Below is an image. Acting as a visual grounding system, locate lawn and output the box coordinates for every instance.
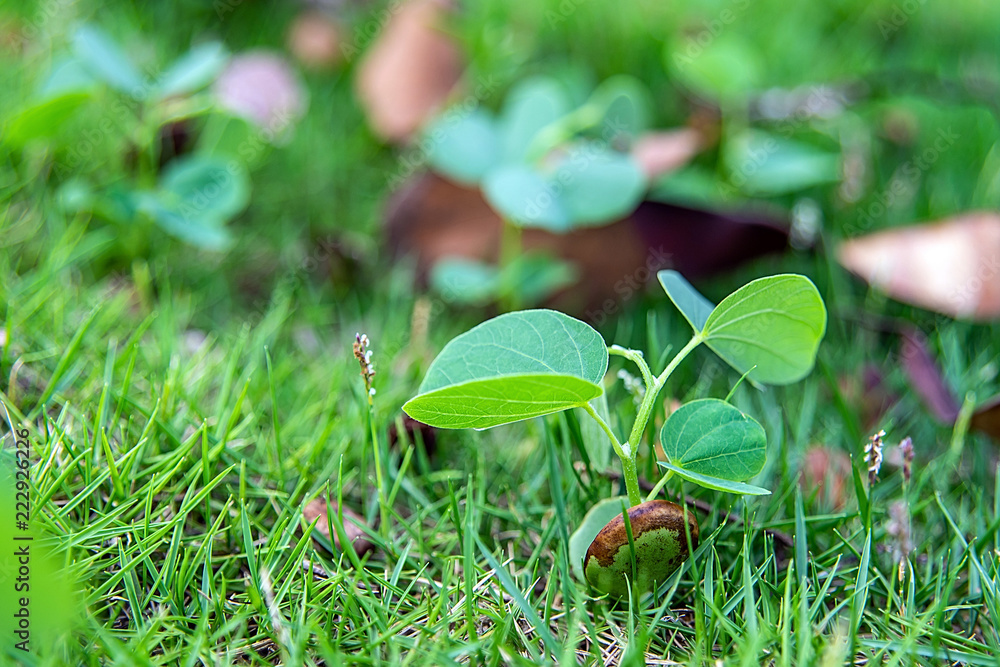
[1,0,1000,665]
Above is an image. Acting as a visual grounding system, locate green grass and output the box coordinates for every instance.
[3,199,999,665]
[2,0,1000,664]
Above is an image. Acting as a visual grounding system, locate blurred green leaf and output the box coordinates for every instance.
[72,25,145,95]
[158,155,250,221]
[38,57,97,98]
[197,112,267,169]
[4,92,91,145]
[589,75,653,141]
[483,164,570,231]
[558,145,646,225]
[501,253,577,304]
[667,35,762,103]
[156,42,228,98]
[499,76,573,163]
[430,257,501,305]
[425,109,501,185]
[133,192,233,251]
[726,131,840,195]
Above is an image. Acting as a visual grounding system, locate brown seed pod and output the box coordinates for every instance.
[584,499,698,598]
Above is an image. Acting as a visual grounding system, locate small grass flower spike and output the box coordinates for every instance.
[353,333,376,403]
[864,429,885,486]
[900,436,914,484]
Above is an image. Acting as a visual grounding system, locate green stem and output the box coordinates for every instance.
[626,333,703,451]
[499,219,521,270]
[608,345,655,392]
[582,402,640,506]
[619,456,642,508]
[367,404,390,537]
[645,469,673,503]
[524,103,604,162]
[591,334,703,509]
[498,221,523,311]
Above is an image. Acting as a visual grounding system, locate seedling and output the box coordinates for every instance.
[422,74,652,307]
[404,270,827,596]
[5,24,256,252]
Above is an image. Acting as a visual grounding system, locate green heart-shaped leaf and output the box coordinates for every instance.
[425,109,501,186]
[659,399,767,492]
[702,274,826,385]
[559,145,646,225]
[657,270,714,332]
[499,76,573,163]
[482,164,570,231]
[404,310,608,429]
[659,272,826,385]
[72,25,145,95]
[156,42,228,98]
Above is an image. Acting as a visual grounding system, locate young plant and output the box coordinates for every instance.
[5,24,254,252]
[422,74,652,307]
[404,270,827,597]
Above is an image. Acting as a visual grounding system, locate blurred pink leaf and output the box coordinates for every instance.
[631,128,705,180]
[838,212,1000,320]
[898,328,960,423]
[214,51,307,134]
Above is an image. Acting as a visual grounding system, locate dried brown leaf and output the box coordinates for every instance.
[838,212,1000,320]
[384,173,788,317]
[287,11,343,70]
[355,0,462,142]
[799,446,852,510]
[972,395,1000,442]
[302,498,374,557]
